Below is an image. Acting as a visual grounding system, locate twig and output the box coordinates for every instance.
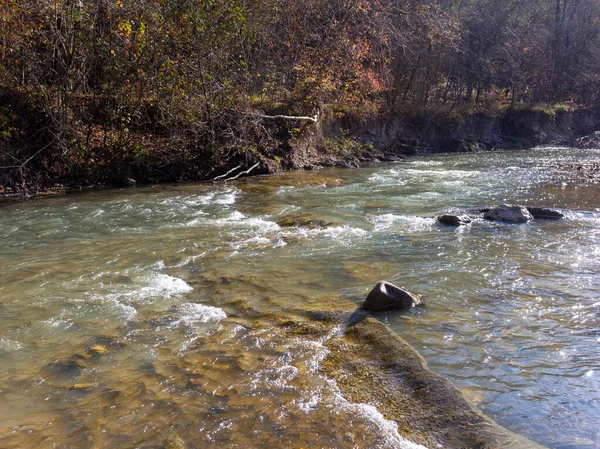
[212,163,242,181]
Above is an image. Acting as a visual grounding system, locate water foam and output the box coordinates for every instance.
[174,302,227,326]
[402,168,478,178]
[369,214,436,232]
[329,391,429,449]
[74,272,194,324]
[137,273,193,298]
[0,338,23,352]
[214,191,238,205]
[406,160,444,167]
[291,329,429,449]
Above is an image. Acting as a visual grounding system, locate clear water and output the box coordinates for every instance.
[1,147,599,449]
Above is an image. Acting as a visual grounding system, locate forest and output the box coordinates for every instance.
[1,0,599,193]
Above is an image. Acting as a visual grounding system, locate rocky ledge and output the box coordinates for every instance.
[315,311,547,449]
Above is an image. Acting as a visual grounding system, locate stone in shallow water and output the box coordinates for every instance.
[437,214,472,226]
[87,344,109,356]
[484,204,533,223]
[276,214,342,229]
[525,206,564,220]
[68,383,97,391]
[43,359,87,381]
[363,281,422,311]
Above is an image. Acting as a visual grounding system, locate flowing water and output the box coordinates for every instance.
[1,147,599,449]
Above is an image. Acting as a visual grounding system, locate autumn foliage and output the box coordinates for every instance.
[1,0,599,192]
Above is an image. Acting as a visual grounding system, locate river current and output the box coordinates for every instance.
[1,147,599,449]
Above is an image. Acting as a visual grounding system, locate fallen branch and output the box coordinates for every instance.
[212,164,243,181]
[222,162,260,181]
[250,111,319,124]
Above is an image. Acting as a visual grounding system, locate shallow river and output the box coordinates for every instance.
[1,147,599,449]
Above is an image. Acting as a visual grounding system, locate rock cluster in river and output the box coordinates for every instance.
[437,204,564,226]
[363,281,423,311]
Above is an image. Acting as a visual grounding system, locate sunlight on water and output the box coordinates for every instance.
[1,147,600,448]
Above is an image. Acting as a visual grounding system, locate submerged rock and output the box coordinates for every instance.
[68,383,98,391]
[437,214,472,226]
[43,358,88,381]
[525,206,564,220]
[322,317,547,449]
[484,204,533,223]
[42,338,121,384]
[276,214,342,229]
[363,281,422,311]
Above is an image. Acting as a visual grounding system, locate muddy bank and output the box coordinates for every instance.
[328,107,600,154]
[314,311,546,449]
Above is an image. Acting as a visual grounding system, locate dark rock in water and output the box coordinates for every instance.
[209,405,228,415]
[438,214,472,226]
[473,206,563,221]
[484,204,533,223]
[91,334,127,348]
[526,206,564,220]
[378,153,405,162]
[43,359,87,381]
[363,281,422,311]
[102,389,121,401]
[468,207,490,216]
[42,338,121,384]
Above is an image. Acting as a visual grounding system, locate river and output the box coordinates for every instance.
[0,147,599,449]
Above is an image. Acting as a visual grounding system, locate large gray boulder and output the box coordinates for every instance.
[484,204,533,223]
[363,281,422,311]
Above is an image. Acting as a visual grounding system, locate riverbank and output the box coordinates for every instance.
[2,86,599,202]
[330,105,600,154]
